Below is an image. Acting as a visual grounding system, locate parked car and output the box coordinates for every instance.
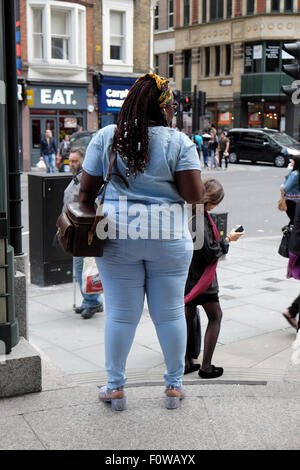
[69,130,97,151]
[227,128,300,167]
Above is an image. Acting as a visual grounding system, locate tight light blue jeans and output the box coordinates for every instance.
[95,237,193,389]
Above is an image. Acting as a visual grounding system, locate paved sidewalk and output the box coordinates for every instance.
[1,235,300,450]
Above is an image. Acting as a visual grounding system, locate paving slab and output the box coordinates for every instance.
[0,415,45,450]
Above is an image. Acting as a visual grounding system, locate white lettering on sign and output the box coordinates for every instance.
[106,88,129,100]
[40,89,77,105]
[105,88,129,109]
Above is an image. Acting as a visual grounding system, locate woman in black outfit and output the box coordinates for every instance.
[184,179,244,378]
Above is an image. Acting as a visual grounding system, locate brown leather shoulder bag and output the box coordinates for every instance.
[56,152,128,257]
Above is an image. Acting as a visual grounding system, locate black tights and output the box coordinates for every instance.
[185,302,223,371]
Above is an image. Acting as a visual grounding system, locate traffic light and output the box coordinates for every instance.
[198,91,206,116]
[183,94,191,112]
[173,89,181,103]
[281,42,300,100]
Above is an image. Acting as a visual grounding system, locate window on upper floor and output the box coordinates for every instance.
[168,53,174,79]
[202,0,207,23]
[246,0,255,15]
[154,4,159,30]
[271,0,280,12]
[227,0,232,18]
[28,1,86,66]
[184,0,190,26]
[205,47,210,76]
[110,11,125,60]
[102,0,134,73]
[184,49,191,77]
[168,0,174,28]
[215,46,220,76]
[284,0,294,11]
[210,0,223,21]
[51,9,70,60]
[32,8,43,59]
[154,55,159,74]
[225,44,231,75]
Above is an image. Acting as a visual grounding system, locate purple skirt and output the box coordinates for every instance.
[287,252,300,280]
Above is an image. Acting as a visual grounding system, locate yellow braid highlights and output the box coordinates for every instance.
[135,73,172,108]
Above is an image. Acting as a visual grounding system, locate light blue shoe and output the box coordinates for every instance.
[98,386,126,411]
[165,385,184,409]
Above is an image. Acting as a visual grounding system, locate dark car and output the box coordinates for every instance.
[227,128,300,167]
[69,130,97,151]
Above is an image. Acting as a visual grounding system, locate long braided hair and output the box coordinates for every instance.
[112,74,171,177]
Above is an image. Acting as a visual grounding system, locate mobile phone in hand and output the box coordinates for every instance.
[235,225,244,232]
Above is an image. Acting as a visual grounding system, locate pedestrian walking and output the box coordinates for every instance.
[280,156,300,226]
[217,130,230,169]
[209,124,218,169]
[79,73,204,410]
[284,200,300,332]
[202,132,211,168]
[184,178,244,378]
[57,134,71,172]
[62,147,104,319]
[40,129,57,173]
[194,132,203,163]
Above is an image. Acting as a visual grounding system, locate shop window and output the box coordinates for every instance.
[265,42,280,73]
[202,0,207,23]
[51,10,70,60]
[168,0,174,28]
[168,53,174,79]
[227,0,232,18]
[154,5,159,30]
[154,55,159,74]
[210,0,223,21]
[205,47,210,77]
[32,8,43,59]
[246,0,255,14]
[110,11,125,61]
[271,0,280,12]
[284,0,293,11]
[244,43,263,73]
[184,0,190,25]
[215,46,220,76]
[225,44,231,75]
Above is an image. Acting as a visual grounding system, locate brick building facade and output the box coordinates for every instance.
[18,0,97,170]
[154,0,300,138]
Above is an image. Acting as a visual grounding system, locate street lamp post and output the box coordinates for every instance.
[260,98,265,128]
[0,0,19,354]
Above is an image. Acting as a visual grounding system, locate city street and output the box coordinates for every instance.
[21,162,298,379]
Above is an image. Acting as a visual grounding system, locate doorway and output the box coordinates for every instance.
[30,116,57,167]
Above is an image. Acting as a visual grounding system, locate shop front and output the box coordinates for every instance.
[97,74,139,128]
[247,101,286,132]
[26,82,88,166]
[204,101,234,132]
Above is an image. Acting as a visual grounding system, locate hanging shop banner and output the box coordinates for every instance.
[218,112,232,125]
[248,112,261,126]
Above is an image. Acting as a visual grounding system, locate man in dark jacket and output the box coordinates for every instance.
[40,129,57,173]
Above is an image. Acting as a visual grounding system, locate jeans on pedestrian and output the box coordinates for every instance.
[95,237,193,389]
[74,256,103,309]
[44,153,55,173]
[210,149,217,168]
[203,148,209,167]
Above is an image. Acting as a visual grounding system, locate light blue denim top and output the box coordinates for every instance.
[82,124,201,238]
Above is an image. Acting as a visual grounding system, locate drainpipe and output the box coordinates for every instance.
[149,1,158,73]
